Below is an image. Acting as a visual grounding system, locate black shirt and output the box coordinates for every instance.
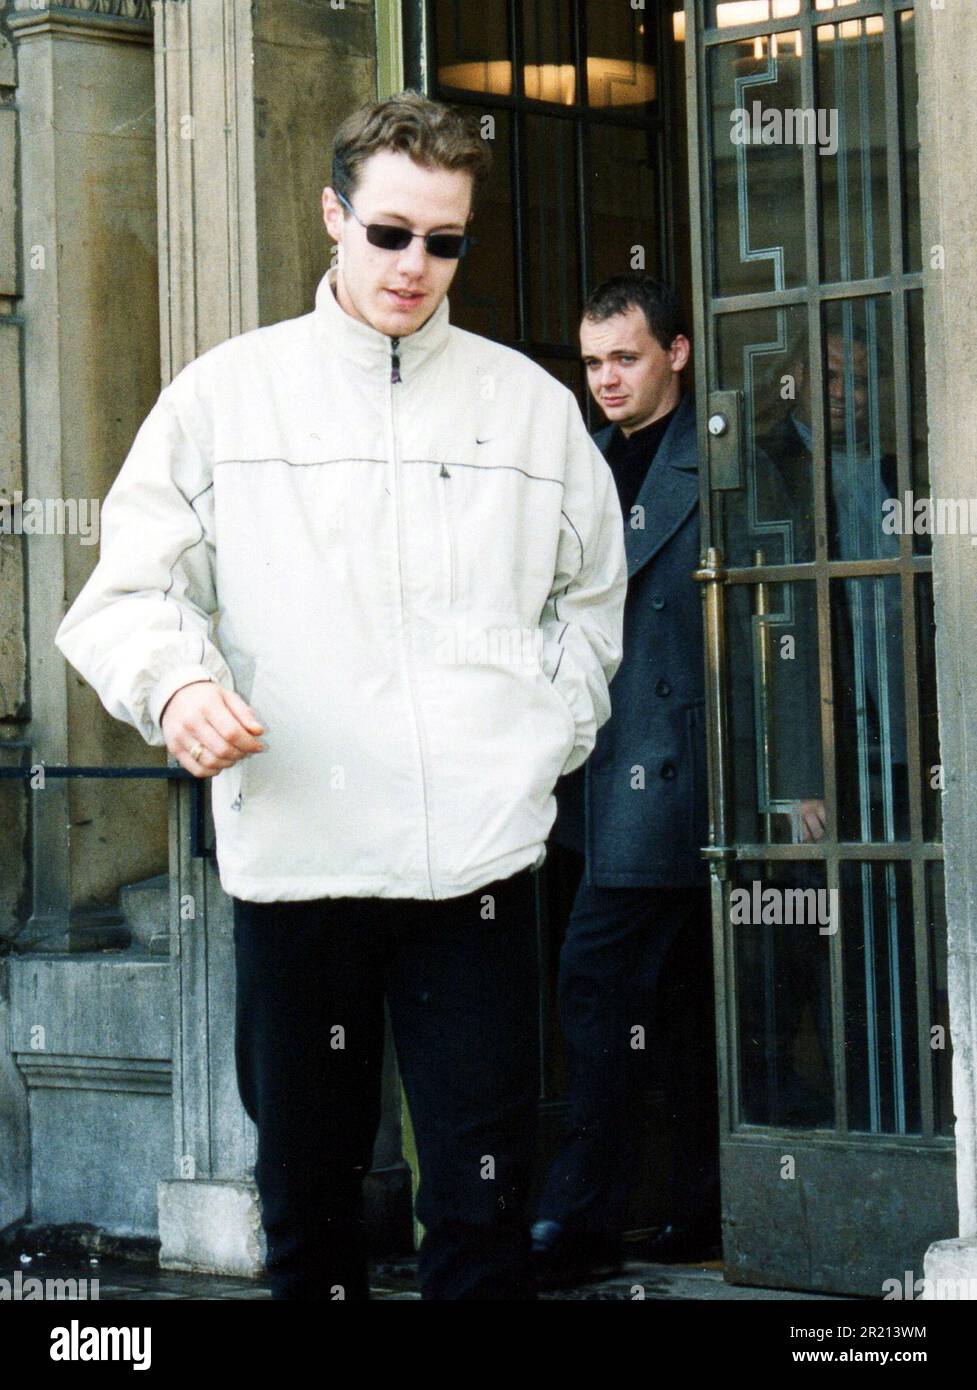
[604,404,679,521]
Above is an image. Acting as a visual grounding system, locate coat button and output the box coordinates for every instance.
[651,596,666,610]
[655,679,672,697]
[660,762,677,781]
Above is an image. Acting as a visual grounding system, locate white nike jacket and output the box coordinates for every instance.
[55,269,627,901]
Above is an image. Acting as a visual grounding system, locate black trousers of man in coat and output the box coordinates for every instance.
[232,865,539,1301]
[536,872,719,1239]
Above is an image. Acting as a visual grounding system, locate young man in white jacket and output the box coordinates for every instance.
[55,92,626,1301]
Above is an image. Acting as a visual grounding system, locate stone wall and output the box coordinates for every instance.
[9,0,166,948]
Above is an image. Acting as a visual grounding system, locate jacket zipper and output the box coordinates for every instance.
[437,463,456,604]
[389,337,437,898]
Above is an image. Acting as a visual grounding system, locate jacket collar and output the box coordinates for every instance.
[594,394,701,578]
[312,266,452,378]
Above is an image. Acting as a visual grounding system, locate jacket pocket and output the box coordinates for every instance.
[436,464,457,605]
[221,657,264,811]
[536,658,577,755]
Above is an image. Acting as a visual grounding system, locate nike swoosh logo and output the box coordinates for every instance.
[476,438,491,445]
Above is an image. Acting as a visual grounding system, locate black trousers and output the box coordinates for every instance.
[536,881,719,1237]
[232,866,540,1301]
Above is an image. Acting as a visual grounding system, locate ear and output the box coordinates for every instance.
[322,186,345,244]
[669,334,691,374]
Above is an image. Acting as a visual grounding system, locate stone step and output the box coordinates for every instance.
[119,875,169,955]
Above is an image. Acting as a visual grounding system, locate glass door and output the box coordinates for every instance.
[687,0,954,1294]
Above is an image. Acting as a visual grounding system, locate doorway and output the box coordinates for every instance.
[409,0,701,1242]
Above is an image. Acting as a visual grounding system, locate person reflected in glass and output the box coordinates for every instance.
[757,327,904,843]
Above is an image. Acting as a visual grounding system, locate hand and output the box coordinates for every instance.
[793,798,827,843]
[160,680,266,779]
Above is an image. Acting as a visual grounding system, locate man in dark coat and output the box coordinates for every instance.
[531,276,720,1281]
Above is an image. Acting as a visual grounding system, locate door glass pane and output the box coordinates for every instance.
[435,0,512,95]
[841,860,919,1134]
[917,575,942,843]
[832,577,909,843]
[908,288,930,553]
[726,579,825,846]
[449,109,517,342]
[731,860,835,1128]
[669,3,693,326]
[525,114,581,343]
[585,0,658,111]
[927,863,952,1136]
[717,306,814,566]
[708,33,807,295]
[523,0,575,104]
[709,1,801,25]
[588,124,659,292]
[898,9,922,273]
[822,297,896,561]
[817,15,890,283]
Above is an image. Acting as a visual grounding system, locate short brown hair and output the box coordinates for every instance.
[331,90,492,215]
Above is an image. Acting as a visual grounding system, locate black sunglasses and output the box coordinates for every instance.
[336,191,472,260]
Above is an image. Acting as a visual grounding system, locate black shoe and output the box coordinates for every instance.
[636,1222,722,1264]
[530,1219,624,1289]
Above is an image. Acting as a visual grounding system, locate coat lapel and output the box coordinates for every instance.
[593,423,615,454]
[595,394,700,579]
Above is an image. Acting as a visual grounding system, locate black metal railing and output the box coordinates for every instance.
[0,763,208,857]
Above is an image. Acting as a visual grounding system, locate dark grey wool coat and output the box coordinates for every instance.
[552,393,709,887]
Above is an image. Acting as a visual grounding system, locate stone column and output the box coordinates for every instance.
[0,11,29,945]
[0,10,29,1228]
[154,0,413,1275]
[918,0,977,1297]
[7,0,165,952]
